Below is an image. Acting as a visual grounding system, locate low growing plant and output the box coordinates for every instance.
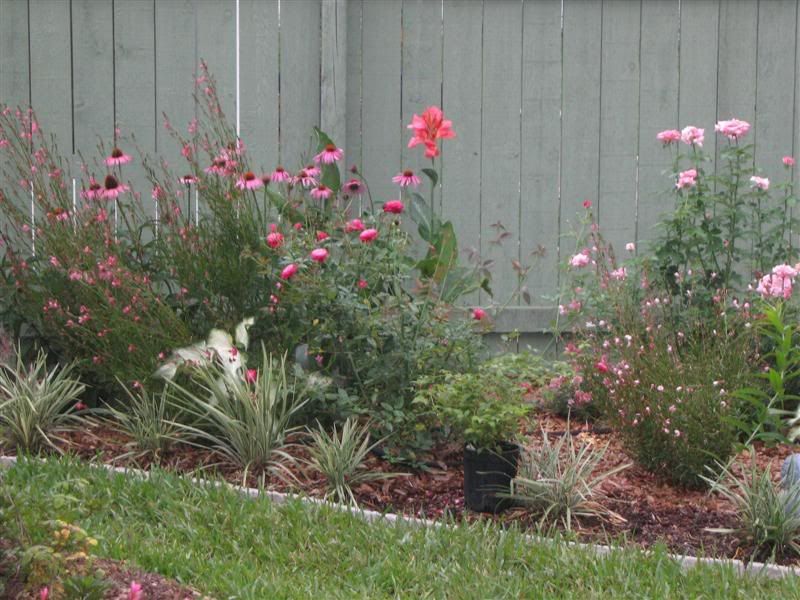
[0,349,85,453]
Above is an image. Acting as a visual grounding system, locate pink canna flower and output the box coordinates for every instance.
[102,175,129,199]
[345,218,365,233]
[750,175,770,190]
[783,156,796,167]
[310,184,332,200]
[714,118,750,140]
[266,232,284,249]
[680,126,704,147]
[310,248,329,263]
[343,178,365,196]
[392,169,421,187]
[314,143,344,164]
[676,168,698,189]
[271,166,291,183]
[128,581,143,600]
[407,106,456,158]
[105,147,132,166]
[280,263,299,280]
[359,228,378,243]
[656,129,681,144]
[472,307,486,321]
[383,200,405,214]
[236,171,264,191]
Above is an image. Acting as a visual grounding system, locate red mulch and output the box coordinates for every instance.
[8,414,800,567]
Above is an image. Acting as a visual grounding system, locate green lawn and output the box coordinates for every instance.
[2,457,798,599]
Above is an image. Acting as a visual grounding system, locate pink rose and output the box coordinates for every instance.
[310,248,329,263]
[783,156,796,167]
[714,118,750,140]
[772,264,798,278]
[359,228,378,243]
[676,168,697,189]
[280,263,298,279]
[569,252,590,268]
[625,242,636,252]
[472,307,487,321]
[656,129,681,144]
[757,273,793,300]
[750,176,770,190]
[680,126,704,147]
[383,200,405,214]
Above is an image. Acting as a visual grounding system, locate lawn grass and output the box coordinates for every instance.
[1,457,798,599]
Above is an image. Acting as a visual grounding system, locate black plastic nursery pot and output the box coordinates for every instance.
[463,441,520,513]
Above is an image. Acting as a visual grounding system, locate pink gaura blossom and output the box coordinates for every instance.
[750,175,770,190]
[310,248,329,263]
[236,171,264,191]
[676,168,697,189]
[715,118,750,140]
[310,184,332,200]
[610,267,627,281]
[105,147,132,166]
[383,200,405,214]
[343,179,366,197]
[245,369,258,384]
[128,581,143,600]
[314,143,344,164]
[359,228,378,243]
[293,169,317,188]
[102,175,129,199]
[569,251,590,268]
[783,156,796,167]
[407,106,456,158]
[656,129,681,144]
[204,158,229,176]
[281,263,299,280]
[680,126,704,147]
[271,166,291,183]
[345,218,365,233]
[179,174,198,185]
[392,169,421,187]
[472,307,487,321]
[316,231,330,241]
[266,232,284,249]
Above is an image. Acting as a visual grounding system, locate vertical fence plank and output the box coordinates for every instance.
[239,0,279,173]
[195,0,236,134]
[28,0,72,159]
[754,1,797,181]
[637,0,679,248]
[560,0,602,253]
[321,0,347,155]
[345,0,362,175]
[0,0,30,110]
[279,0,321,169]
[678,0,719,165]
[401,0,443,187]
[72,0,115,161]
[520,0,562,304]
[481,1,523,311]
[360,0,401,207]
[441,0,483,306]
[598,0,640,257]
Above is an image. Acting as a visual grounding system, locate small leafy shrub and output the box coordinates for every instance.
[417,370,530,451]
[479,351,568,395]
[509,430,629,530]
[169,348,306,477]
[0,349,85,453]
[306,417,401,505]
[703,453,800,560]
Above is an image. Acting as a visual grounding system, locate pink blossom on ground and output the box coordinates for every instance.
[271,166,291,183]
[236,171,264,191]
[472,307,487,320]
[569,251,590,268]
[680,126,704,147]
[359,228,378,243]
[714,118,751,140]
[656,129,681,144]
[783,156,796,167]
[750,175,770,190]
[314,143,344,164]
[281,263,299,280]
[676,168,698,189]
[310,248,329,263]
[383,200,405,214]
[310,185,332,200]
[392,170,421,187]
[102,175,129,199]
[345,218,365,233]
[105,148,132,166]
[407,106,456,158]
[266,232,284,249]
[128,581,143,600]
[39,587,49,600]
[343,178,365,196]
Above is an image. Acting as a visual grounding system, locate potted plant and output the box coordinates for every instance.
[418,369,531,513]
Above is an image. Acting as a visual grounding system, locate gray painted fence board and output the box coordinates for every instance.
[0,0,30,111]
[795,0,800,217]
[239,0,280,173]
[321,0,347,156]
[345,0,362,179]
[279,0,321,169]
[196,0,236,137]
[441,0,483,306]
[520,0,561,304]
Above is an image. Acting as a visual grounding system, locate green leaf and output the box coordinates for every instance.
[421,168,439,187]
[314,127,342,192]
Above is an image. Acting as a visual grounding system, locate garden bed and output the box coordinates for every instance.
[15,413,798,568]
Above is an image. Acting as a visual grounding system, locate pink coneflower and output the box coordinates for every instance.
[314,143,344,164]
[81,177,104,201]
[105,147,132,166]
[310,248,329,263]
[302,164,320,178]
[261,174,271,186]
[236,171,264,191]
[383,200,405,214]
[343,178,365,196]
[359,228,378,243]
[179,174,198,185]
[345,218,365,233]
[293,169,317,188]
[266,231,284,249]
[392,170,421,187]
[271,166,291,183]
[281,263,299,279]
[102,175,129,199]
[310,184,332,200]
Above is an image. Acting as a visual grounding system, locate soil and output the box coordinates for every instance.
[5,413,800,568]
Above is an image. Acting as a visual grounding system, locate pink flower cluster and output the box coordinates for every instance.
[757,264,799,300]
[676,168,697,190]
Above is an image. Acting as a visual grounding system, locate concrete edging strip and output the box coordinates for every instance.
[2,454,798,580]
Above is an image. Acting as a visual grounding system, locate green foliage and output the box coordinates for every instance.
[479,351,566,391]
[0,349,85,453]
[703,453,800,560]
[417,370,530,450]
[306,418,402,505]
[508,430,630,530]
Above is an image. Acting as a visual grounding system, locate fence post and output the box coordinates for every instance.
[320,0,347,152]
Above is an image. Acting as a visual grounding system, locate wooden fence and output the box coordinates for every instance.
[2,0,800,340]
